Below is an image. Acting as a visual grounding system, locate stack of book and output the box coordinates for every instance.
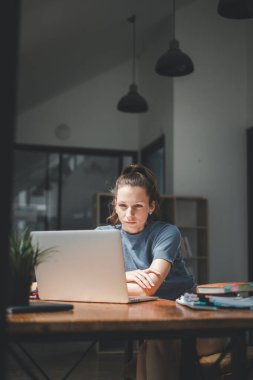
[177,282,253,310]
[196,282,253,295]
[176,292,253,310]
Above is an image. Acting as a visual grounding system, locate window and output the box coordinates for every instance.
[12,145,137,233]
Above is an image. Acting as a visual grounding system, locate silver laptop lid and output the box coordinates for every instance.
[31,229,129,303]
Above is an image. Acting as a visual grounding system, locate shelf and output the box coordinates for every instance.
[183,256,208,260]
[178,225,207,230]
[161,195,206,201]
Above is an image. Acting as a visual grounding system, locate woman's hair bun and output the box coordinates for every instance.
[121,163,150,177]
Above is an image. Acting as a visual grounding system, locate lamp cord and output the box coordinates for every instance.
[172,0,175,40]
[128,15,136,85]
[133,17,136,84]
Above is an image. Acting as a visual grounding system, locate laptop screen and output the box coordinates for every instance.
[31,230,130,303]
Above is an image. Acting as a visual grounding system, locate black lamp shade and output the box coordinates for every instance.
[117,84,148,113]
[217,0,253,19]
[155,39,194,77]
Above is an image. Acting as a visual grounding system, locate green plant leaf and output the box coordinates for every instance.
[9,227,56,276]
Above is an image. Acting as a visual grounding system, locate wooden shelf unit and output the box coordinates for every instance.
[93,192,113,227]
[160,195,208,284]
[94,193,208,284]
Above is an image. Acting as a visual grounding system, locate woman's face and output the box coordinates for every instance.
[115,185,155,234]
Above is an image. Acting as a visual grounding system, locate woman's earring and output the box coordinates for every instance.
[149,211,152,215]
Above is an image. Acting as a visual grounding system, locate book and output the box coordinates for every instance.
[207,295,253,309]
[196,282,253,295]
[176,294,218,310]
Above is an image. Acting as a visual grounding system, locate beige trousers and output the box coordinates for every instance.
[136,338,225,380]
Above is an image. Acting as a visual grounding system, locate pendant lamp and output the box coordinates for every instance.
[155,0,194,77]
[217,0,253,19]
[117,15,148,113]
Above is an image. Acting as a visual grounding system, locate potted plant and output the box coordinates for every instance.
[8,227,54,306]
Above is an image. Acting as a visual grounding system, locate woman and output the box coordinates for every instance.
[96,163,223,380]
[96,163,195,299]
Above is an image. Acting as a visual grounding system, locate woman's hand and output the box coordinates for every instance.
[126,268,161,289]
[126,260,171,296]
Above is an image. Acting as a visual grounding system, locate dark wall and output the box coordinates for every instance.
[0,1,20,377]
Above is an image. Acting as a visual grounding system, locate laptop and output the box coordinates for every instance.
[31,230,158,304]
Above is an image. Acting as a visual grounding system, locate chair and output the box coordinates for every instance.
[199,345,253,380]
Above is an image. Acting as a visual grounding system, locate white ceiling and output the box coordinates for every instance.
[17,0,196,112]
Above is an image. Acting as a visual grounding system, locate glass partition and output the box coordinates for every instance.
[11,145,137,233]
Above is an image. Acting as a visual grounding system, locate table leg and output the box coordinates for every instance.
[123,340,135,380]
[8,344,40,380]
[124,340,134,364]
[231,332,248,380]
[8,341,97,380]
[180,337,201,380]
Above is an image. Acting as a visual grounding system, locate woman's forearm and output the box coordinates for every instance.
[126,260,171,296]
[127,282,156,296]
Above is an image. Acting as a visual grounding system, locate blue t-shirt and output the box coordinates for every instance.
[96,221,195,300]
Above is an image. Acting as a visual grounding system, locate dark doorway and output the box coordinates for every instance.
[247,127,253,280]
[141,135,165,193]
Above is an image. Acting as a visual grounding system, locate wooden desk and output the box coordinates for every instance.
[6,299,253,379]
